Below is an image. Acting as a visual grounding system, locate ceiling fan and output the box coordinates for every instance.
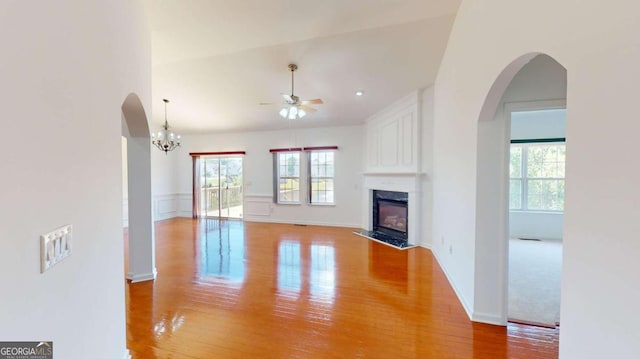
[261,63,323,119]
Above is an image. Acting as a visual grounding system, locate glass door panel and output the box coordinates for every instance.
[199,156,243,219]
[219,157,243,219]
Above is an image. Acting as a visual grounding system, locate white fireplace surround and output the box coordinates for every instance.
[363,173,423,245]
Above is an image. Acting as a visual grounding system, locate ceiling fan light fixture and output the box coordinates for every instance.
[270,63,322,120]
[356,90,364,96]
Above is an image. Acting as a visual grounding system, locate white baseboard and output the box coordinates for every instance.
[127,268,157,283]
[122,349,131,359]
[243,217,360,229]
[472,311,506,326]
[431,247,506,326]
[431,248,473,321]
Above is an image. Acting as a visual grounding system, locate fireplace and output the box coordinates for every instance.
[373,190,408,240]
[354,188,414,249]
[356,173,422,249]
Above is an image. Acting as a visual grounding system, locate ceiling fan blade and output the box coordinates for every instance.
[302,99,323,105]
[298,105,317,113]
[259,102,274,106]
[282,94,293,102]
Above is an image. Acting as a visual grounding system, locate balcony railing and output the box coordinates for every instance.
[201,185,243,212]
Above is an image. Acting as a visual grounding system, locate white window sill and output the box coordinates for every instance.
[308,203,336,207]
[509,210,564,215]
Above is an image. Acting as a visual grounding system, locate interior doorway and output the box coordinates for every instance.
[507,105,565,327]
[474,53,567,333]
[121,93,156,283]
[199,156,243,219]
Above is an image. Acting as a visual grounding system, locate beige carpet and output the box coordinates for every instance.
[508,237,562,327]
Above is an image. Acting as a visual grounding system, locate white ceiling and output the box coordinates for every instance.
[148,0,461,133]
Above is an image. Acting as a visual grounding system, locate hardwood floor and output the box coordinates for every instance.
[126,218,559,358]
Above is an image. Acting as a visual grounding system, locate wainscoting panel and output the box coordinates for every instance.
[380,120,400,166]
[177,193,192,218]
[153,193,192,221]
[244,195,273,219]
[365,90,421,174]
[368,127,380,168]
[401,112,414,166]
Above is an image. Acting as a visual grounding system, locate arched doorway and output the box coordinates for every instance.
[122,93,156,282]
[473,53,567,328]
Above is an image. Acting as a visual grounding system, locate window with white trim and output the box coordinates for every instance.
[307,150,335,204]
[510,142,566,211]
[274,151,301,204]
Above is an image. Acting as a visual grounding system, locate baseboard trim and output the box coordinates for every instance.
[243,217,360,229]
[122,349,131,359]
[472,311,506,326]
[127,269,157,283]
[431,248,473,320]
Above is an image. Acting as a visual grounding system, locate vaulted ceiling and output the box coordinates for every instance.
[147,0,461,133]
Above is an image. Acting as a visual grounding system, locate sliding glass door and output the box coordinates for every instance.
[199,156,243,219]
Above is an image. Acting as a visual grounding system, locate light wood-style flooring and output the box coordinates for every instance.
[125,218,559,358]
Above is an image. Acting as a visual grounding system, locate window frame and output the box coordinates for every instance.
[271,148,303,205]
[271,146,338,206]
[509,140,566,212]
[507,100,566,213]
[306,149,336,205]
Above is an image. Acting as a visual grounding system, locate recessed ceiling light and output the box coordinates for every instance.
[355,90,364,96]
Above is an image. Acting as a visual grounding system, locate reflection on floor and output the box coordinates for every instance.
[125,218,559,358]
[199,219,245,283]
[201,204,243,219]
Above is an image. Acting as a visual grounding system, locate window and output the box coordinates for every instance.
[510,142,566,211]
[275,151,301,203]
[308,151,335,204]
[271,146,338,205]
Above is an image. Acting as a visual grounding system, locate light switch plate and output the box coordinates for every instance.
[40,225,72,273]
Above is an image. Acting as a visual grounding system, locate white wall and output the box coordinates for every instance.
[434,1,640,358]
[509,212,563,240]
[151,142,189,220]
[511,108,566,140]
[0,1,150,358]
[153,125,365,227]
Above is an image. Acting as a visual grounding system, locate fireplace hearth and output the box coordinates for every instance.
[355,190,416,249]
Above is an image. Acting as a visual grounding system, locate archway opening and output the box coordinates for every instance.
[121,93,156,282]
[474,53,567,330]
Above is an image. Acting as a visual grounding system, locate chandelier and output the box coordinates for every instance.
[152,99,181,154]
